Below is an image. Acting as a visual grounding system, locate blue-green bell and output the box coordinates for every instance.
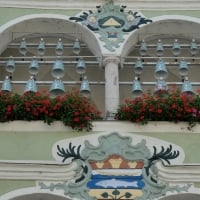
[76,58,86,75]
[1,76,11,92]
[52,58,64,78]
[139,40,147,56]
[55,38,64,56]
[6,56,15,73]
[29,57,39,75]
[49,78,65,98]
[73,38,80,55]
[19,38,27,56]
[178,59,188,76]
[24,76,37,93]
[154,58,168,79]
[181,77,194,96]
[80,76,91,97]
[156,39,164,56]
[132,77,143,97]
[172,39,181,56]
[190,39,198,56]
[134,58,143,75]
[154,77,168,94]
[38,38,45,56]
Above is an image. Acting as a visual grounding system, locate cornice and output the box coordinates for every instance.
[0,0,200,10]
[156,162,200,183]
[0,161,78,181]
[1,160,200,183]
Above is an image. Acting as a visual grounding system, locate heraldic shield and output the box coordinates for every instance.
[40,132,190,200]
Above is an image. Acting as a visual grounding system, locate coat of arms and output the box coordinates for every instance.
[70,1,152,51]
[39,132,190,200]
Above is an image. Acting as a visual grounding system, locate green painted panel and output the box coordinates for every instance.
[0,180,35,196]
[138,132,200,163]
[142,10,200,18]
[194,182,200,188]
[0,131,91,160]
[0,7,80,26]
[0,8,199,27]
[0,130,200,163]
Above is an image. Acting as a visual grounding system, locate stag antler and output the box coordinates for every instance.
[57,142,84,162]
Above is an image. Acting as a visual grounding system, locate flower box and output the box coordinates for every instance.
[0,120,199,134]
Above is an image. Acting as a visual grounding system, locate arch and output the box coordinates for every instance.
[121,15,200,57]
[158,193,200,200]
[0,13,101,57]
[0,186,70,200]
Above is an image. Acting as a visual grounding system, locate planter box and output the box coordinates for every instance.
[0,120,199,133]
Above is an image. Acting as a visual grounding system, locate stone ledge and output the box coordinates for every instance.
[0,120,199,133]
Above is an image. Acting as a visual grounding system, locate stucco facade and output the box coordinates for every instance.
[1,1,200,200]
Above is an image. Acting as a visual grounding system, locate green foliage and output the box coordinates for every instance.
[115,90,200,130]
[0,90,101,131]
[57,142,83,162]
[100,189,132,200]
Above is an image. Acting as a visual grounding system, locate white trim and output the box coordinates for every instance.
[0,13,102,57]
[0,187,70,200]
[121,15,200,57]
[156,162,200,183]
[0,160,78,181]
[0,0,200,10]
[1,159,200,184]
[0,120,200,133]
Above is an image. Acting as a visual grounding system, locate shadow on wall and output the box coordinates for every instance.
[160,193,200,200]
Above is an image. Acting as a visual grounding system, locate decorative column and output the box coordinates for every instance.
[103,56,120,120]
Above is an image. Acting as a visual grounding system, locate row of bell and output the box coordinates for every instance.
[135,57,189,79]
[140,39,198,57]
[19,38,81,56]
[6,57,86,77]
[1,76,91,98]
[1,75,194,98]
[6,56,189,80]
[132,77,195,97]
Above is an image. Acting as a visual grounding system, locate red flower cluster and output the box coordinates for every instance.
[115,90,200,129]
[0,90,101,131]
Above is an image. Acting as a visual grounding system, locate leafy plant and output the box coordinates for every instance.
[0,90,101,131]
[115,90,200,129]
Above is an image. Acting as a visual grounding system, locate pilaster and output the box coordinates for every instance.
[103,56,120,120]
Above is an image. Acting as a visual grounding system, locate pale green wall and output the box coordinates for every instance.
[141,132,200,163]
[0,130,199,163]
[0,6,200,198]
[0,7,80,25]
[0,131,90,160]
[0,130,200,196]
[143,10,200,18]
[0,180,35,196]
[0,7,199,27]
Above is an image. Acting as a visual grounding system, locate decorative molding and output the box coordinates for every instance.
[0,121,199,133]
[0,0,200,10]
[0,161,78,181]
[1,160,200,183]
[103,56,120,66]
[40,132,190,200]
[156,162,200,183]
[69,1,152,51]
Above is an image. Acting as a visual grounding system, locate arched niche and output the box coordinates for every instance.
[0,13,105,114]
[121,15,200,58]
[0,13,101,57]
[119,15,200,103]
